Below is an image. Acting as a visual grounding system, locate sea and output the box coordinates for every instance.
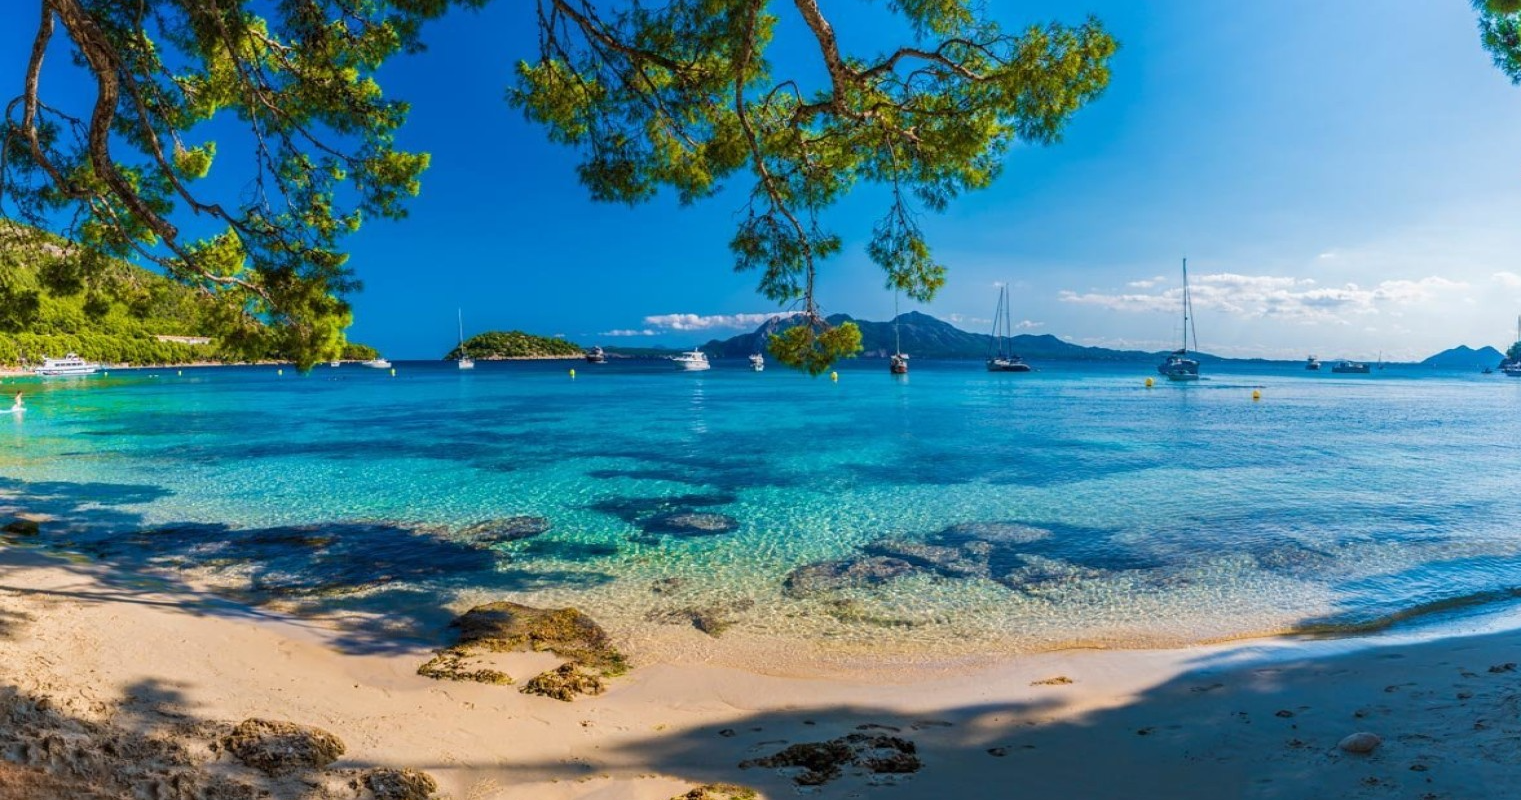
[3,358,1519,662]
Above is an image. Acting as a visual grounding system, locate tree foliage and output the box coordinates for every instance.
[1,0,481,369]
[515,0,1115,371]
[449,330,584,359]
[1476,0,1521,83]
[4,0,1114,374]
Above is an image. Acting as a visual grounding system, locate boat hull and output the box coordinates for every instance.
[676,362,710,371]
[987,358,1032,373]
[35,367,98,377]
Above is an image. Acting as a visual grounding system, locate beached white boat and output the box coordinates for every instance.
[1157,258,1200,382]
[987,283,1032,373]
[456,310,475,370]
[34,353,100,377]
[673,350,710,371]
[749,353,764,372]
[361,358,392,369]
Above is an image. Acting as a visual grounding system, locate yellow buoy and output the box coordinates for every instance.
[390,368,396,377]
[1145,377,1154,388]
[830,371,838,381]
[177,370,182,376]
[277,369,283,376]
[569,368,576,378]
[1252,389,1262,401]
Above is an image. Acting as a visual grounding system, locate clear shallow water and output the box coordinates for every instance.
[4,359,1521,658]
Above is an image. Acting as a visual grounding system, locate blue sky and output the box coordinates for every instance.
[7,1,1521,360]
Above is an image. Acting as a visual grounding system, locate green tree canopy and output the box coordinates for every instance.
[4,0,1115,373]
[1476,0,1521,82]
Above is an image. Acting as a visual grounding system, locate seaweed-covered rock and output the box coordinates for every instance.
[417,602,626,698]
[643,512,739,537]
[1,518,40,537]
[739,732,920,786]
[521,663,606,702]
[363,767,439,800]
[782,556,917,597]
[670,783,758,800]
[220,718,344,775]
[458,516,551,544]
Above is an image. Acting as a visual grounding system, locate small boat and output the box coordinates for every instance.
[1156,258,1200,381]
[585,346,607,364]
[361,357,392,369]
[749,353,765,372]
[1305,355,1320,371]
[456,310,475,370]
[329,360,341,368]
[1503,363,1521,378]
[673,350,710,371]
[889,292,909,375]
[986,283,1032,373]
[1331,361,1370,374]
[34,353,99,377]
[1482,366,1494,375]
[1501,315,1521,377]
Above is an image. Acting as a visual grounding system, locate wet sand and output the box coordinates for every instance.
[1,545,1519,798]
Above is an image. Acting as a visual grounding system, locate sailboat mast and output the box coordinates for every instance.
[1181,258,1190,354]
[894,291,902,354]
[457,309,464,348]
[1003,285,1013,355]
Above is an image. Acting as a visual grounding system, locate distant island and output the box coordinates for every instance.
[447,331,584,360]
[1420,345,1506,369]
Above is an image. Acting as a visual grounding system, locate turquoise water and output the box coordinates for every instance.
[4,359,1521,657]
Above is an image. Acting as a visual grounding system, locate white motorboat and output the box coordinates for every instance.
[749,353,764,372]
[361,358,392,369]
[673,350,710,371]
[34,353,100,377]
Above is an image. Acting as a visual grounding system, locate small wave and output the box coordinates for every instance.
[1288,587,1521,637]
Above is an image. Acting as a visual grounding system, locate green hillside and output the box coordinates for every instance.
[447,331,583,359]
[0,226,373,367]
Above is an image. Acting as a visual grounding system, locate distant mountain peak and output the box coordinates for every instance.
[1421,344,1505,367]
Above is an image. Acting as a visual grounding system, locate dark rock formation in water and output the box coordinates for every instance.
[457,516,551,544]
[417,602,627,701]
[783,556,918,597]
[642,512,739,537]
[220,718,345,775]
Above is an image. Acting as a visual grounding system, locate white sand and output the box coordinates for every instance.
[2,545,1519,799]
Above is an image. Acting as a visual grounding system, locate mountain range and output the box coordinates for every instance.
[599,312,1509,366]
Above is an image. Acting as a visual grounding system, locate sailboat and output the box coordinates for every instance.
[986,283,1032,372]
[1156,258,1200,381]
[889,293,909,375]
[456,310,475,370]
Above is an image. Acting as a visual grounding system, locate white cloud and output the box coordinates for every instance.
[1127,276,1167,289]
[1493,271,1521,289]
[600,329,658,337]
[944,313,992,327]
[642,312,800,331]
[1059,273,1467,324]
[1015,319,1044,330]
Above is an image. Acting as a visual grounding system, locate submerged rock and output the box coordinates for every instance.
[458,516,551,544]
[417,602,626,699]
[363,767,439,800]
[1338,732,1382,754]
[643,512,739,537]
[1,518,40,537]
[646,599,755,638]
[864,539,990,580]
[739,733,920,786]
[937,521,1052,545]
[783,556,917,597]
[220,718,345,775]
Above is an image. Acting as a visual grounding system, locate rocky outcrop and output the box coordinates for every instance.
[362,767,439,800]
[220,719,345,775]
[670,784,758,800]
[783,556,917,597]
[417,602,627,700]
[457,517,551,544]
[739,732,920,786]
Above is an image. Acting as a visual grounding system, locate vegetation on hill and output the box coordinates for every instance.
[447,331,583,360]
[0,226,373,368]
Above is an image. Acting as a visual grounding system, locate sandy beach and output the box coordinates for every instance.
[1,545,1518,799]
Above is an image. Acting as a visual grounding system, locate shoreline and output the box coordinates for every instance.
[3,545,1520,798]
